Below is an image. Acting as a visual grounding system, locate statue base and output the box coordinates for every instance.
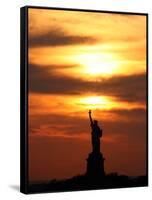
[86,151,105,180]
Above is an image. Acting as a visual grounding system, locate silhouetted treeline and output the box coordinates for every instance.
[28,173,148,193]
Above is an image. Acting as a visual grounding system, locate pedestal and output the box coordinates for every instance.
[86,152,105,180]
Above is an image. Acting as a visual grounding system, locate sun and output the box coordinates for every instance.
[83,96,103,105]
[76,53,118,76]
[78,96,113,109]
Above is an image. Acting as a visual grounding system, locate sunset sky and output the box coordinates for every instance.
[28,8,147,182]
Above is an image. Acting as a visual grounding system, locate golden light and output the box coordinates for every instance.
[83,96,103,105]
[78,96,113,109]
[75,53,119,76]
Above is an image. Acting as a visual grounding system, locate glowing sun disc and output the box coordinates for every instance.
[78,96,112,109]
[77,54,118,76]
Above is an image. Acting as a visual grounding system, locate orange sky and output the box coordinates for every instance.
[28,8,147,182]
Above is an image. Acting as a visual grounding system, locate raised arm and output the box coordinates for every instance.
[89,110,93,126]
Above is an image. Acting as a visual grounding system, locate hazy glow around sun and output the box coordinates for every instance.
[76,53,119,76]
[78,96,113,109]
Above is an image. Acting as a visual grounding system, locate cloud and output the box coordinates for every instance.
[29,63,146,104]
[29,27,96,47]
[29,63,85,95]
[100,73,146,103]
[29,107,146,138]
[106,108,146,122]
[29,113,89,137]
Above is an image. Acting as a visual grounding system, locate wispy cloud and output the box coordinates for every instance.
[29,63,146,104]
[29,27,96,47]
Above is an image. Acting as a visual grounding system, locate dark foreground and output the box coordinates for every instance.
[28,174,148,194]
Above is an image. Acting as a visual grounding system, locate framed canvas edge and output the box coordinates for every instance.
[20,6,29,194]
[146,13,149,187]
[20,5,149,194]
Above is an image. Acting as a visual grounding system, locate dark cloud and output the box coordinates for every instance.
[100,73,147,103]
[29,63,86,95]
[106,108,146,122]
[29,63,147,104]
[29,27,96,47]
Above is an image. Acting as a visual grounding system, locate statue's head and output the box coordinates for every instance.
[94,120,98,125]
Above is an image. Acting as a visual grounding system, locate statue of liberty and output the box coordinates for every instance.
[86,110,105,178]
[88,110,102,153]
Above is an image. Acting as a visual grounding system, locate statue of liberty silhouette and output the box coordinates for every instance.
[88,110,102,153]
[86,110,105,179]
